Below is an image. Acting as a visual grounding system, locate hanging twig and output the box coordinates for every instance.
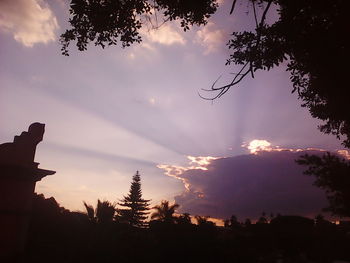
[201,0,273,100]
[230,0,238,14]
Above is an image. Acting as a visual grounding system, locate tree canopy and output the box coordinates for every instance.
[151,200,179,223]
[83,200,116,223]
[61,0,350,147]
[218,0,350,148]
[60,0,218,55]
[297,152,350,217]
[27,193,350,263]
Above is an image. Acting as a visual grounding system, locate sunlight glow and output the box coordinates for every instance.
[157,164,190,190]
[157,156,218,190]
[245,139,272,154]
[337,149,350,160]
[242,139,347,157]
[149,97,156,105]
[159,140,350,198]
[187,156,218,170]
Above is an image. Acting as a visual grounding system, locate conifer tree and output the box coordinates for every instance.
[118,171,150,227]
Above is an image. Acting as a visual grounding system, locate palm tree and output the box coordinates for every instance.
[177,213,192,225]
[151,200,179,224]
[83,200,116,224]
[84,201,96,223]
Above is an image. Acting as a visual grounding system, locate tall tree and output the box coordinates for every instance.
[151,200,179,224]
[118,171,150,227]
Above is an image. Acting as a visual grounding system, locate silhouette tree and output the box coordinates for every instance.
[84,202,96,223]
[25,192,350,263]
[208,0,350,147]
[60,0,218,55]
[83,200,116,223]
[151,200,179,224]
[195,215,207,225]
[229,215,241,227]
[118,171,150,227]
[176,213,192,225]
[257,212,268,224]
[244,218,252,226]
[297,152,350,217]
[195,215,215,226]
[224,215,241,228]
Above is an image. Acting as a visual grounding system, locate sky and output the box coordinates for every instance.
[0,0,347,221]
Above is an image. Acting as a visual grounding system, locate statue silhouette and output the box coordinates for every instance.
[0,123,55,263]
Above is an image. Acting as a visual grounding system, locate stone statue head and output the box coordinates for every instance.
[28,123,45,145]
[0,122,46,166]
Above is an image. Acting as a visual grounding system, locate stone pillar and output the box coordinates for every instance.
[0,123,55,262]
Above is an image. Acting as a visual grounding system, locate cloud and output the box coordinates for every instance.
[195,22,227,54]
[124,24,183,61]
[158,156,219,190]
[243,139,272,154]
[0,0,59,47]
[158,141,350,220]
[142,23,186,46]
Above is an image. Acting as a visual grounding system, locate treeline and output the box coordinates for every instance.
[26,193,350,263]
[25,171,350,263]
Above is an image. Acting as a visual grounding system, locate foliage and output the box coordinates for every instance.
[297,152,350,217]
[176,212,192,225]
[244,218,252,226]
[61,0,349,147]
[224,214,241,228]
[60,0,218,55]
[151,200,179,223]
[195,215,208,225]
[195,215,215,226]
[218,0,350,147]
[25,193,350,263]
[257,216,268,224]
[83,199,116,223]
[118,170,150,227]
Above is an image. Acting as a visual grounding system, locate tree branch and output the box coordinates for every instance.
[203,0,273,100]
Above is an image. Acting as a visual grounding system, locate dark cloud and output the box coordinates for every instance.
[170,150,330,220]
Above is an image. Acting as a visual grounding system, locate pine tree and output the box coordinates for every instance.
[118,171,150,227]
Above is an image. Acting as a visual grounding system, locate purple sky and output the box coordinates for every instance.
[0,0,347,220]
